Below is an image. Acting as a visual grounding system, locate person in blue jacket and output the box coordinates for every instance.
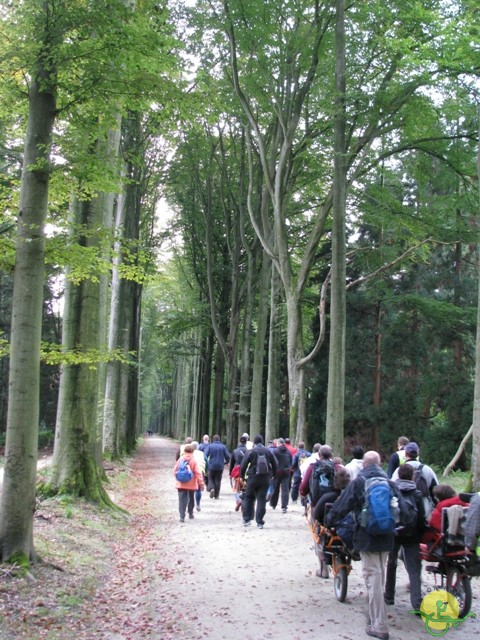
[205,435,230,499]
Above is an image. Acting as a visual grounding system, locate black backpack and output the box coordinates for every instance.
[413,464,430,498]
[309,458,335,504]
[396,489,420,537]
[256,452,270,475]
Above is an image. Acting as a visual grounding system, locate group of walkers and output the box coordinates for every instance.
[172,432,480,640]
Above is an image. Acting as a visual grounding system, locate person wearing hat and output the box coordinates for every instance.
[391,442,438,517]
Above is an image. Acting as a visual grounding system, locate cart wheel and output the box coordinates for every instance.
[334,566,348,602]
[446,567,472,618]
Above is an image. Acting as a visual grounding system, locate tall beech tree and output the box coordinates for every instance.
[192,0,480,450]
[0,0,178,560]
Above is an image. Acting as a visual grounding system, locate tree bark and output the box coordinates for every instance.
[471,109,480,491]
[0,57,56,562]
[325,0,347,456]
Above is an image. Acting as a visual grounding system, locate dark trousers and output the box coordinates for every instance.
[385,540,422,609]
[178,489,195,519]
[270,473,290,509]
[291,472,301,502]
[243,475,270,525]
[208,468,224,498]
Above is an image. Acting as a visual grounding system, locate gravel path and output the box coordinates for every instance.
[113,436,478,640]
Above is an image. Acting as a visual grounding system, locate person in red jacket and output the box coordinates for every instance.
[174,444,205,523]
[423,484,469,542]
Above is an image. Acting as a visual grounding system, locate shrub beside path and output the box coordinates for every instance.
[1,436,477,639]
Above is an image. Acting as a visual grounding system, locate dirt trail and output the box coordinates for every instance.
[104,437,478,640]
[1,437,478,639]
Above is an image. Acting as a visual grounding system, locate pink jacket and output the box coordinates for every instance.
[174,452,205,491]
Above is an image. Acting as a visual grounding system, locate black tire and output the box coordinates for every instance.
[334,565,348,602]
[446,566,472,618]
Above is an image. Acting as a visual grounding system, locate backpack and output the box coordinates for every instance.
[396,489,419,537]
[255,452,270,475]
[309,458,335,504]
[360,476,395,535]
[175,458,193,482]
[413,464,430,498]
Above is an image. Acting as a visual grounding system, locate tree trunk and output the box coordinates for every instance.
[0,62,56,562]
[372,302,382,452]
[326,0,347,456]
[52,196,113,505]
[265,264,282,442]
[471,110,480,492]
[249,251,270,435]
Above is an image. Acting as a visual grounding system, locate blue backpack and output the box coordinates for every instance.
[175,458,193,482]
[360,476,395,535]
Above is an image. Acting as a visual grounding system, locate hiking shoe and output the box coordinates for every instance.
[243,520,251,527]
[365,627,389,640]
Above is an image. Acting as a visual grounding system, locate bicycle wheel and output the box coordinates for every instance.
[333,566,348,602]
[446,566,472,618]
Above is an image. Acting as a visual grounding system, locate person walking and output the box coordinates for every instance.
[345,445,364,481]
[205,435,230,499]
[270,438,292,513]
[240,435,278,529]
[384,463,426,611]
[191,441,207,512]
[326,451,396,640]
[386,436,409,478]
[465,492,480,555]
[290,442,311,503]
[173,443,205,522]
[391,442,438,517]
[229,435,248,511]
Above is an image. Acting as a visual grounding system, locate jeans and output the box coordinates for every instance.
[361,550,389,634]
[270,473,290,509]
[208,468,224,498]
[242,475,270,524]
[178,489,195,519]
[385,540,422,609]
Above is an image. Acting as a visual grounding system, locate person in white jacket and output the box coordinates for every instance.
[344,445,364,481]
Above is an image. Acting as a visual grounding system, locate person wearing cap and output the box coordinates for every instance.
[269,437,292,513]
[240,435,278,528]
[391,442,438,517]
[386,436,409,478]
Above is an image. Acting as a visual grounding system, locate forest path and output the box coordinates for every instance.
[1,437,478,639]
[97,436,477,640]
